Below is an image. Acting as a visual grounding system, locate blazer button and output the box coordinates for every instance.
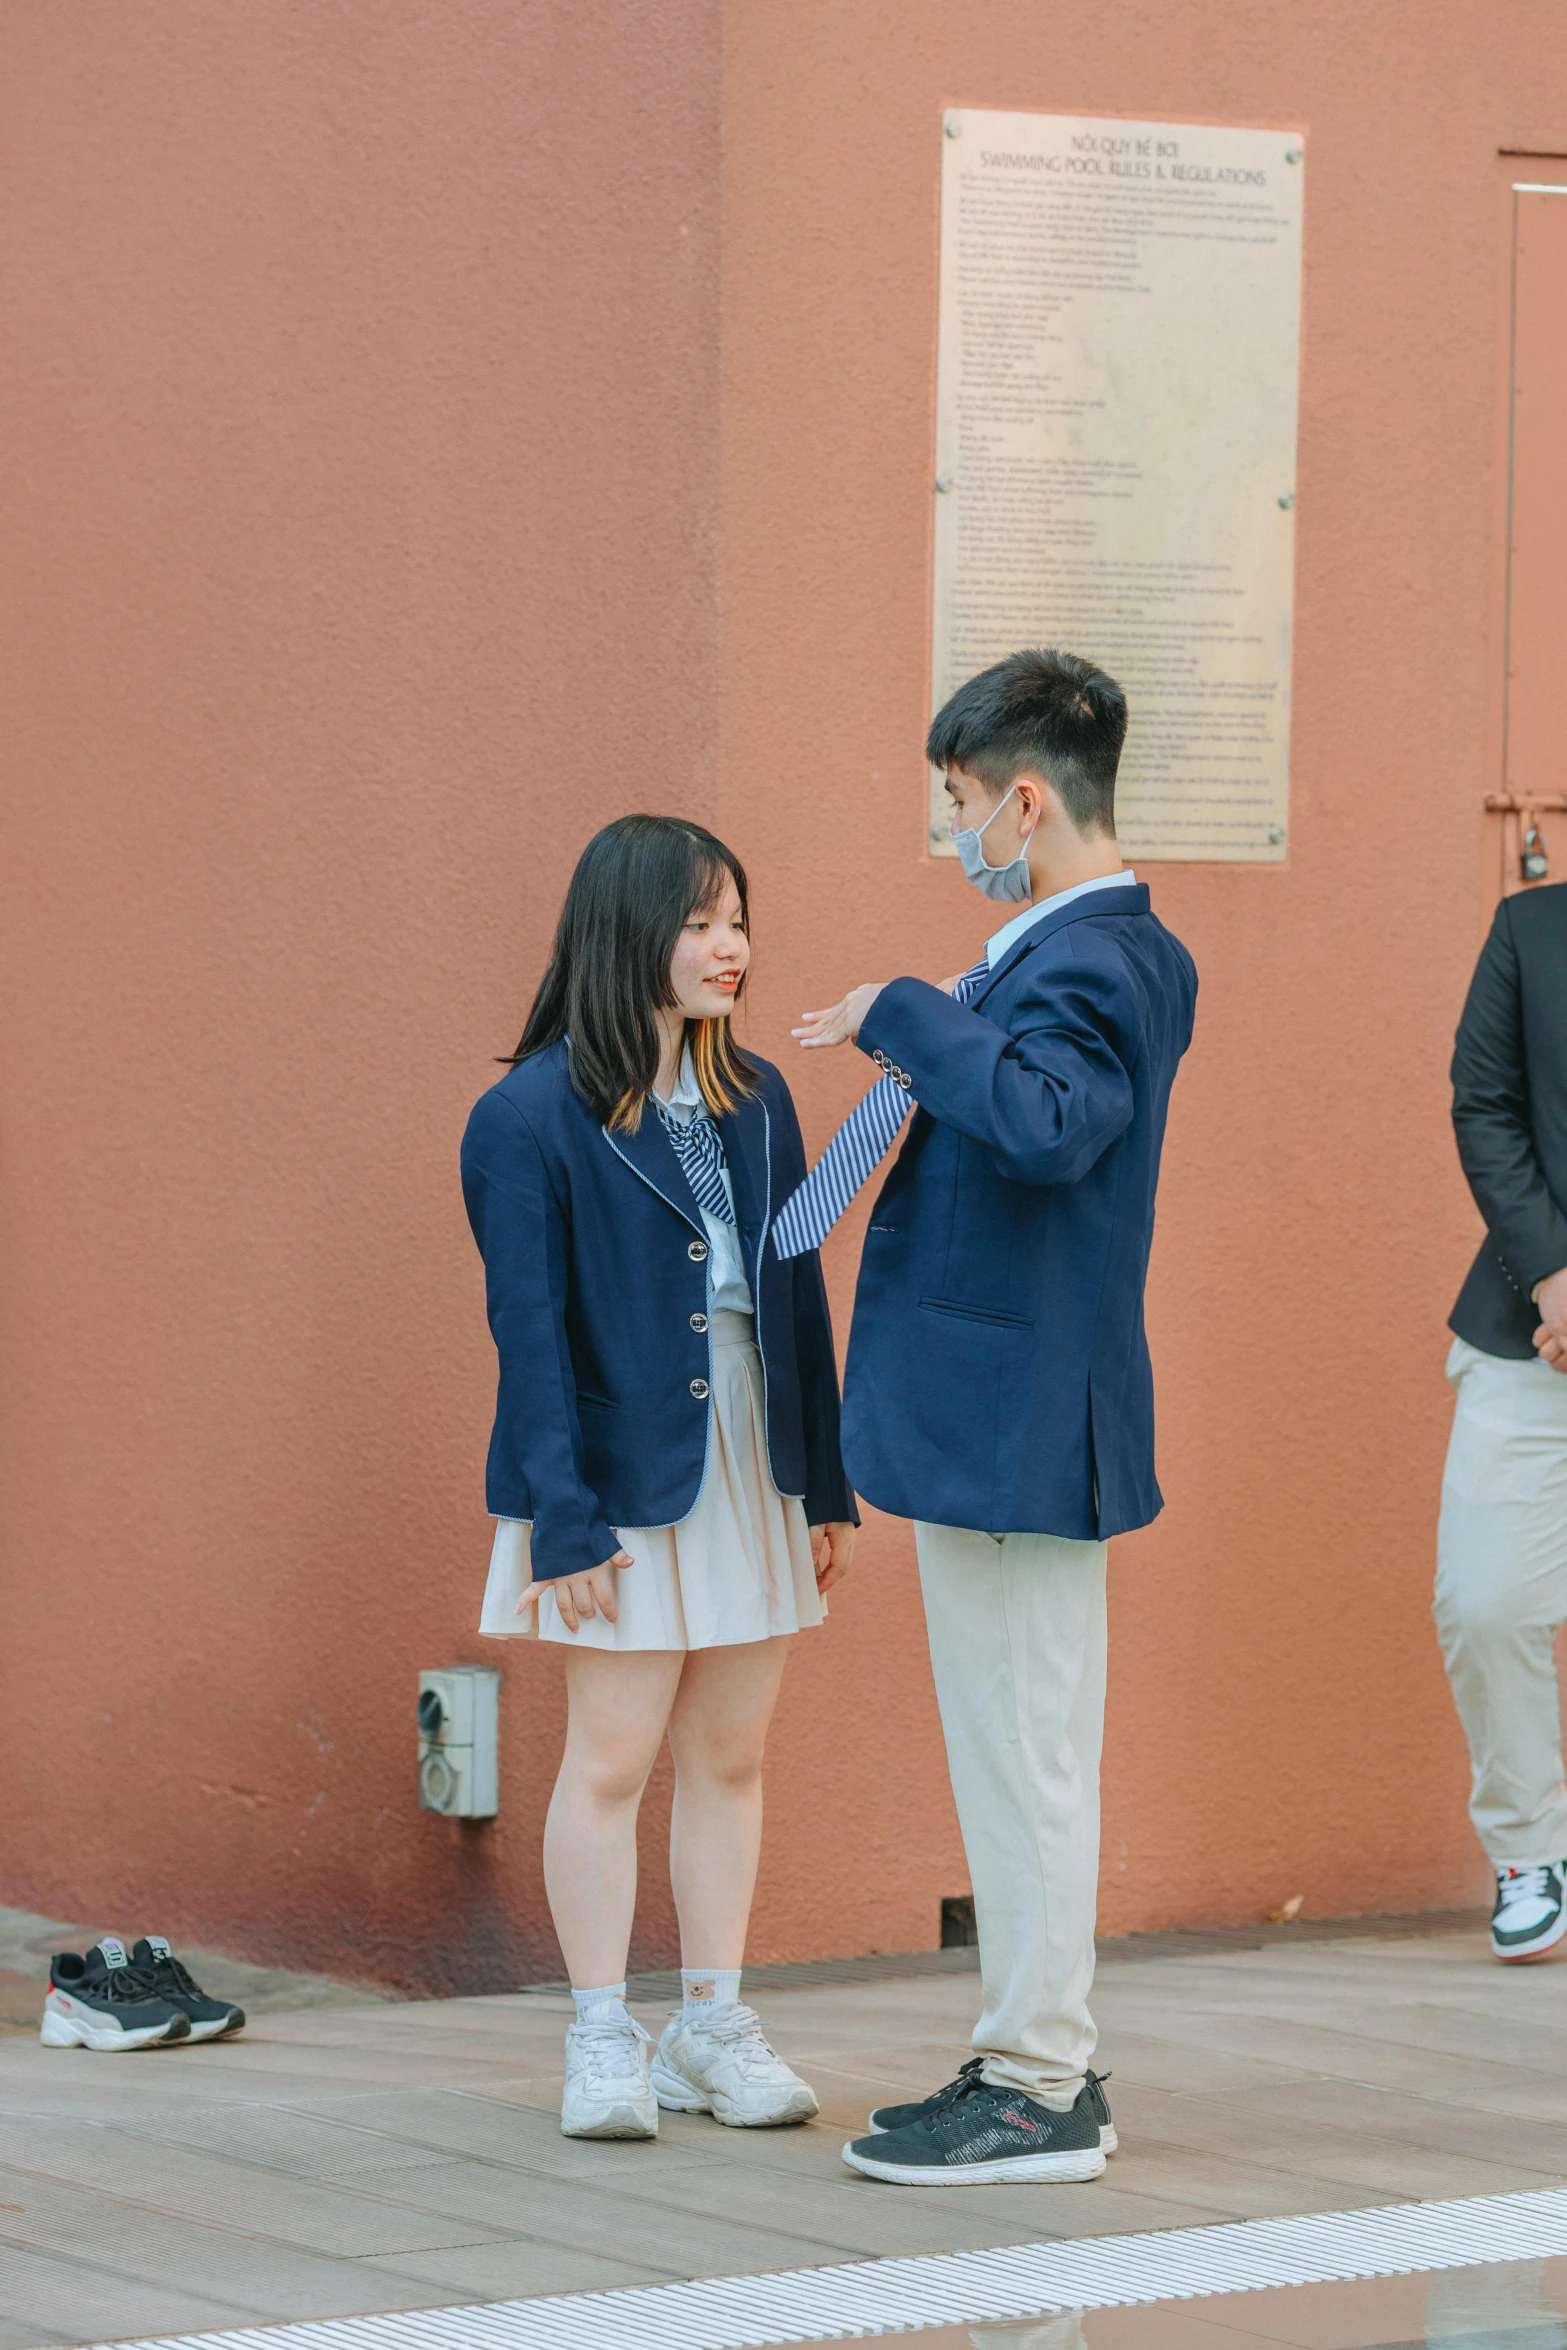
[690,1378,710,1400]
[688,1238,709,1261]
[690,1312,708,1332]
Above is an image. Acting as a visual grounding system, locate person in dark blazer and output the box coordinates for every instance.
[461,816,855,2141]
[784,650,1196,2186]
[1436,880,1567,1962]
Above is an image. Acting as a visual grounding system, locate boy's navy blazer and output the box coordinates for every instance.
[461,1044,855,1580]
[843,884,1197,1541]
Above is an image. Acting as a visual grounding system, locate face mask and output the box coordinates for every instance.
[952,784,1033,904]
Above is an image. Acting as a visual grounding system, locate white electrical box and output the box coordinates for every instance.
[417,1667,499,1818]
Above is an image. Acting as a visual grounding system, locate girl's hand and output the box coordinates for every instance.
[514,1549,634,1634]
[793,984,884,1048]
[809,1522,856,1595]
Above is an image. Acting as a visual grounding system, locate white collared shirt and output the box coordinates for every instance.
[985,868,1139,970]
[655,1049,754,1314]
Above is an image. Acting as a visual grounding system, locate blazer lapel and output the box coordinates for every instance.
[718,1092,772,1274]
[971,883,1151,1009]
[600,1113,707,1238]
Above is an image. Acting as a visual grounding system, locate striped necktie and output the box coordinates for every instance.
[771,957,991,1260]
[653,1099,735,1225]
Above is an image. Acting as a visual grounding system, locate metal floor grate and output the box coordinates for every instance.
[102,2183,1567,2350]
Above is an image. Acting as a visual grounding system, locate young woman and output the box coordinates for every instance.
[461,815,857,2140]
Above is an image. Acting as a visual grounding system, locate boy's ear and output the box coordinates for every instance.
[1013,772,1051,827]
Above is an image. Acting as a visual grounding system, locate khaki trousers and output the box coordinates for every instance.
[1434,1336,1567,1867]
[914,1520,1108,2107]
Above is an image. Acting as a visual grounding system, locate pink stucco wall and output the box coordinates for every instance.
[2,0,1563,1989]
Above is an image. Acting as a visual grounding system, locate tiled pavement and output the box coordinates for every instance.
[0,1912,1562,2349]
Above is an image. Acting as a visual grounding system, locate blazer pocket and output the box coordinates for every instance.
[575,1390,618,1411]
[918,1296,1034,1332]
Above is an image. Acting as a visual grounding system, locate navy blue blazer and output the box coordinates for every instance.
[461,1043,855,1579]
[842,885,1197,1540]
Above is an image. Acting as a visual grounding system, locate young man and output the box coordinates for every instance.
[1436,880,1567,1961]
[785,649,1197,2185]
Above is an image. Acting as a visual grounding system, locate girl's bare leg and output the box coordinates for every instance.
[666,1636,792,1965]
[545,1646,684,1988]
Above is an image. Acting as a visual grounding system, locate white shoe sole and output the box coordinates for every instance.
[652,2061,818,2127]
[561,2095,658,2139]
[183,2012,245,2042]
[1493,1904,1567,1962]
[842,2139,1106,2186]
[866,2112,1116,2154]
[40,2007,180,2052]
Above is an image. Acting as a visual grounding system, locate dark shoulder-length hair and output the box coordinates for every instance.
[507,815,759,1131]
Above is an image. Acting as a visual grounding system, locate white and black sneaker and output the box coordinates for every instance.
[41,1939,191,2051]
[866,2058,1117,2153]
[1491,1863,1567,1961]
[132,1937,245,2041]
[843,2071,1106,2186]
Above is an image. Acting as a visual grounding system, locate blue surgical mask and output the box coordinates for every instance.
[953,785,1033,905]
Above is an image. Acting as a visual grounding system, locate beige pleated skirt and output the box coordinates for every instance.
[479,1311,826,1652]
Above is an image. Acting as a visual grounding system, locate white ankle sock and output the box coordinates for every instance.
[681,1965,741,2020]
[572,1981,630,2026]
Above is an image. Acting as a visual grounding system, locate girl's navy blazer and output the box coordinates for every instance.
[461,1042,855,1581]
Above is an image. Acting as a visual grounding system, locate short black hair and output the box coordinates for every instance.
[507,815,758,1130]
[926,649,1127,836]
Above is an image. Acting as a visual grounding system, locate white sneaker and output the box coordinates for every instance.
[560,2015,658,2138]
[651,2003,819,2127]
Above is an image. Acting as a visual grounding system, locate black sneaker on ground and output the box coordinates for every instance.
[41,1939,191,2051]
[867,2059,1117,2152]
[131,1937,246,2041]
[843,2072,1107,2186]
[1491,1864,1567,1961]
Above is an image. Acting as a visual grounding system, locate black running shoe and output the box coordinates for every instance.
[132,1937,246,2041]
[867,2059,1117,2152]
[843,2072,1106,2185]
[41,1939,191,2051]
[1491,1864,1567,1962]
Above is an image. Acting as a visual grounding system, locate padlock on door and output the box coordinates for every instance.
[1522,818,1550,883]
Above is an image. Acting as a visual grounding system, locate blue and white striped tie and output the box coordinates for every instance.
[653,1100,735,1225]
[771,958,990,1260]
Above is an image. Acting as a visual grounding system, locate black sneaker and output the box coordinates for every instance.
[41,1939,191,2051]
[132,1937,246,2041]
[867,2059,1117,2153]
[1491,1864,1567,1961]
[843,2072,1107,2186]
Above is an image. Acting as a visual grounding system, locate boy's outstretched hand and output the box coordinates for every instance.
[794,970,970,1049]
[793,984,884,1048]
